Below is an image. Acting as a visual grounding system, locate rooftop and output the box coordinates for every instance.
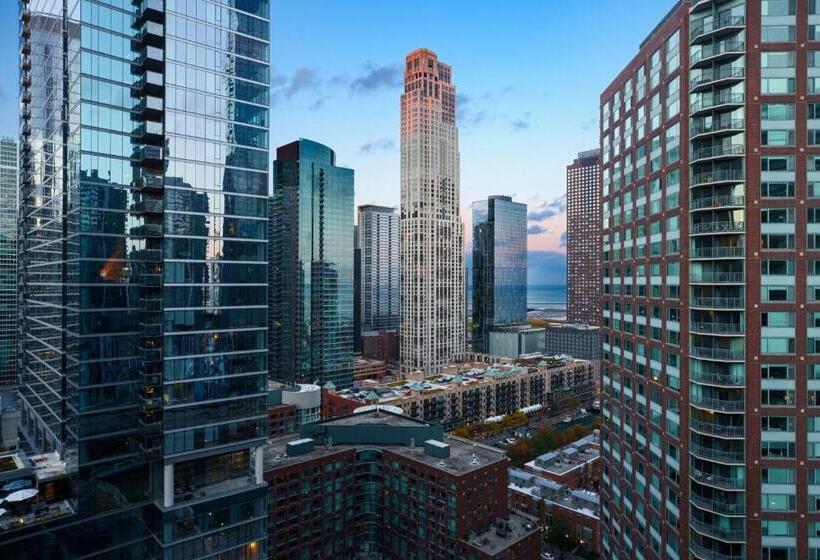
[525,432,600,476]
[263,409,506,476]
[463,510,541,555]
[509,470,600,519]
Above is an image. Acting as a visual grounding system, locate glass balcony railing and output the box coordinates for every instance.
[690,41,746,66]
[689,370,745,386]
[690,541,745,560]
[690,492,746,515]
[691,144,745,162]
[691,346,745,361]
[690,468,745,490]
[690,296,745,309]
[690,246,745,259]
[689,418,745,438]
[691,119,745,138]
[691,169,745,187]
[690,67,745,92]
[690,195,745,211]
[690,321,744,335]
[690,394,745,412]
[690,271,744,284]
[689,516,746,542]
[690,15,746,43]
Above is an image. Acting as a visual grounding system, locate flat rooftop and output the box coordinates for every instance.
[509,471,600,519]
[525,433,600,476]
[463,510,540,555]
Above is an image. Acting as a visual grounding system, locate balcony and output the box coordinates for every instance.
[690,0,714,14]
[690,418,745,438]
[130,223,162,238]
[20,71,31,89]
[690,67,745,93]
[690,15,746,45]
[22,56,31,71]
[690,41,746,68]
[133,171,163,191]
[134,45,164,71]
[690,541,745,560]
[135,70,163,95]
[691,296,745,309]
[690,468,745,491]
[690,493,746,516]
[690,444,745,465]
[690,370,745,387]
[690,395,745,413]
[691,144,745,163]
[135,95,163,120]
[136,0,164,24]
[690,321,744,335]
[137,20,164,46]
[690,246,745,259]
[689,516,746,543]
[140,296,163,313]
[134,120,163,144]
[130,198,163,214]
[690,92,745,117]
[133,145,164,168]
[130,249,162,262]
[691,119,745,140]
[140,321,162,338]
[690,271,744,284]
[690,194,745,211]
[691,346,745,361]
[690,169,744,188]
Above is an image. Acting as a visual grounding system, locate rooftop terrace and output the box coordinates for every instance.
[525,432,600,476]
[509,470,600,519]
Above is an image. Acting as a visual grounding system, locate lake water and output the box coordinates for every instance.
[467,284,567,318]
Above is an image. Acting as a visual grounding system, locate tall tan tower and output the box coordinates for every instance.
[400,48,465,373]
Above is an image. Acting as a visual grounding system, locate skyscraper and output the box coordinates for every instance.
[10,0,270,557]
[358,205,399,336]
[0,138,16,388]
[566,149,602,325]
[600,2,820,559]
[400,48,465,374]
[270,139,355,389]
[471,195,527,353]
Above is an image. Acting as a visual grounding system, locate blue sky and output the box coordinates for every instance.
[0,0,676,255]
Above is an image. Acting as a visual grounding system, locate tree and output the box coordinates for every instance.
[545,515,578,551]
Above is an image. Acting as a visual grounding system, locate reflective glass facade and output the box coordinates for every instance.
[0,138,16,388]
[358,205,399,334]
[11,1,270,557]
[270,139,355,389]
[471,195,527,353]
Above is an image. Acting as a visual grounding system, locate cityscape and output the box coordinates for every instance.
[2,0,818,559]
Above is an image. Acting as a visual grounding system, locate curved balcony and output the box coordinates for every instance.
[691,221,745,236]
[690,395,745,413]
[690,468,745,491]
[690,418,745,438]
[691,296,745,310]
[690,0,714,14]
[690,67,746,94]
[690,321,744,336]
[690,271,744,284]
[691,144,745,163]
[691,169,745,188]
[690,194,745,212]
[690,41,746,69]
[690,370,745,387]
[689,516,746,543]
[691,346,745,361]
[690,92,745,117]
[690,541,745,560]
[691,119,745,141]
[690,16,746,45]
[690,492,746,515]
[690,246,745,259]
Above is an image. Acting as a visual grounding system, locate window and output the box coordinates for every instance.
[762,208,795,224]
[762,364,795,379]
[762,156,794,171]
[763,129,795,146]
[762,493,796,511]
[763,103,795,120]
[761,181,794,198]
[761,51,796,93]
[762,259,795,275]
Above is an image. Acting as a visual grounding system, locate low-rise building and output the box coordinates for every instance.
[542,322,601,361]
[524,432,600,488]
[330,357,595,430]
[268,381,322,432]
[353,357,387,382]
[263,409,541,559]
[488,326,545,359]
[361,330,399,362]
[508,469,600,555]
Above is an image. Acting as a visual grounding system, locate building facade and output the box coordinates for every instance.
[358,205,399,335]
[567,149,602,325]
[472,196,528,354]
[0,138,16,388]
[543,322,602,361]
[10,1,271,557]
[270,139,355,388]
[488,326,546,359]
[263,409,542,560]
[600,1,820,559]
[400,48,466,374]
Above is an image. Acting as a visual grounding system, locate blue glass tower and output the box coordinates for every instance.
[0,138,16,388]
[270,139,355,389]
[9,0,270,557]
[471,195,527,353]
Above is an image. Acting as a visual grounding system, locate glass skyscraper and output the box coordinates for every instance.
[471,195,527,353]
[0,138,16,388]
[269,139,355,389]
[357,205,399,335]
[9,0,270,557]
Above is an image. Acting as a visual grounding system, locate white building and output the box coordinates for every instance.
[400,48,465,373]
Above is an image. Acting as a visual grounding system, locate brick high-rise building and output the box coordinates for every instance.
[566,149,602,325]
[600,1,820,559]
[400,48,465,374]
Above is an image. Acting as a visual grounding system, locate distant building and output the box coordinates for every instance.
[263,409,542,559]
[270,139,355,388]
[361,330,400,362]
[358,205,399,338]
[566,149,601,325]
[543,322,602,361]
[488,325,545,359]
[523,431,601,488]
[353,358,387,382]
[0,138,16,388]
[353,224,362,352]
[400,48,465,373]
[329,357,595,430]
[472,196,528,353]
[508,469,600,555]
[267,382,322,437]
